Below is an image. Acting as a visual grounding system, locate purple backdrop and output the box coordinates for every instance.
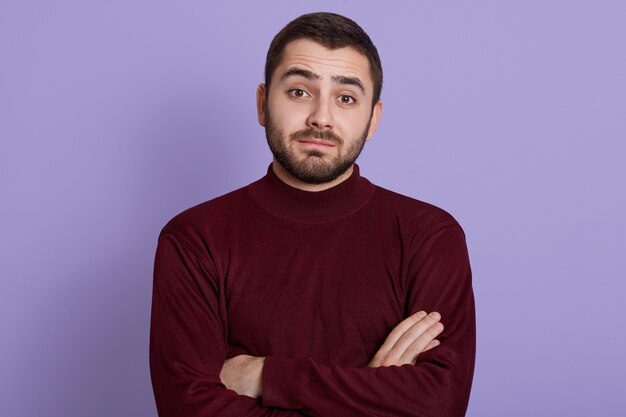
[2,1,625,416]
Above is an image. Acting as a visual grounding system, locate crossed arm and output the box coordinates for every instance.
[151,224,475,417]
[221,311,445,398]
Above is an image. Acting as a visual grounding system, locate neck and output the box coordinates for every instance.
[271,158,354,192]
[247,162,374,224]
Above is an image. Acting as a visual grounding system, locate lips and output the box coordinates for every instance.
[290,128,343,146]
[296,139,336,147]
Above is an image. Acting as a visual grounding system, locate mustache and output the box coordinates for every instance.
[289,128,343,145]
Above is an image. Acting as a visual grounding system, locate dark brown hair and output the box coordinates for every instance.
[264,12,383,107]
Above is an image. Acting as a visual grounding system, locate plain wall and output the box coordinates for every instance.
[1,1,625,416]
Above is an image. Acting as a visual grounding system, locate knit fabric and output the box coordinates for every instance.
[150,164,475,417]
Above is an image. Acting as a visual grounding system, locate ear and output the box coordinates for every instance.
[365,100,383,141]
[256,83,267,126]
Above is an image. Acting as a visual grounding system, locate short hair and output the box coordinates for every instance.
[264,12,383,108]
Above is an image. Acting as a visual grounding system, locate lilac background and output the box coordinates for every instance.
[1,1,625,416]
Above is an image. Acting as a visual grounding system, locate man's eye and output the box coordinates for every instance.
[289,89,309,98]
[338,95,356,105]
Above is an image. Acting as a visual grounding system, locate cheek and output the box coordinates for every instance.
[271,101,308,130]
[337,111,370,138]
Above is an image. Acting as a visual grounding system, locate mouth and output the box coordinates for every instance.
[295,139,336,148]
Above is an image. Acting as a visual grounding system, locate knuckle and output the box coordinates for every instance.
[379,355,396,367]
[429,322,444,333]
[408,311,426,324]
[426,313,440,323]
[423,328,441,340]
[406,343,422,356]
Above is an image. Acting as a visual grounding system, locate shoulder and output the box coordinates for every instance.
[369,185,469,264]
[367,184,467,254]
[371,185,461,230]
[160,184,252,245]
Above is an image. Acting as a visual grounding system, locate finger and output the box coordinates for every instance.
[389,312,441,361]
[372,312,442,367]
[397,321,444,364]
[410,340,440,365]
[369,311,428,367]
[423,339,440,352]
[375,311,427,355]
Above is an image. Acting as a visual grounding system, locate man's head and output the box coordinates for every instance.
[257,12,384,187]
[264,12,383,109]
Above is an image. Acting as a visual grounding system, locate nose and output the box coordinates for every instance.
[306,97,334,131]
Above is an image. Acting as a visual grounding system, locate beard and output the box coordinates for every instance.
[264,111,370,184]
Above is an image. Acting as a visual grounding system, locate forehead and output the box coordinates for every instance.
[275,39,372,87]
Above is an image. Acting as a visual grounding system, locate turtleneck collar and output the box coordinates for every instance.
[246,163,376,224]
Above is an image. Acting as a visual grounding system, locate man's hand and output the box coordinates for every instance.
[219,354,265,398]
[220,312,442,396]
[369,311,443,367]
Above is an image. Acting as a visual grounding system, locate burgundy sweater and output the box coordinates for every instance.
[150,165,475,417]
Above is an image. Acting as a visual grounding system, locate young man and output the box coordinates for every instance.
[150,12,475,417]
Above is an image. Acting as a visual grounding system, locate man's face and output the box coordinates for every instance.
[257,39,382,185]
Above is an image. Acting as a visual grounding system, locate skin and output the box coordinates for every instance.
[220,39,444,398]
[256,38,383,192]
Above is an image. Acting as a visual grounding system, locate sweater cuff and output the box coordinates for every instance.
[262,356,303,409]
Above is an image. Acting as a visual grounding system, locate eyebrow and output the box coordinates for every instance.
[281,68,366,95]
[331,75,365,95]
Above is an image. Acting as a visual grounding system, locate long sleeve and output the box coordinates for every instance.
[261,224,475,417]
[149,230,305,417]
